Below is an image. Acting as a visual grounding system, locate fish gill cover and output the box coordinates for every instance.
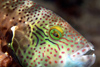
[0,0,96,67]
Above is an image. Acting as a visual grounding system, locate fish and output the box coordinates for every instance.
[0,0,96,67]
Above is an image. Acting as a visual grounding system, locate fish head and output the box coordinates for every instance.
[0,0,96,67]
[27,15,96,67]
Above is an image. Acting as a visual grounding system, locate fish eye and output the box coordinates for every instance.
[53,33,59,37]
[49,26,64,40]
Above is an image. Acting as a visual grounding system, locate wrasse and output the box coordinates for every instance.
[0,0,96,67]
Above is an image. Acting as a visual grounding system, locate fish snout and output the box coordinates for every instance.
[71,42,96,67]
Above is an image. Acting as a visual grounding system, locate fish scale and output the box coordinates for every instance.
[0,0,95,67]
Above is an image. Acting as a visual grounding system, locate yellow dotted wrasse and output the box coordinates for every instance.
[0,0,96,67]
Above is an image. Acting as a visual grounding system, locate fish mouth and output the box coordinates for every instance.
[84,49,94,55]
[71,42,96,67]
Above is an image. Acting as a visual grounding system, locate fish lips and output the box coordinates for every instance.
[71,42,96,67]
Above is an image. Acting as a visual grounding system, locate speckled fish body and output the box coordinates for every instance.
[0,0,96,67]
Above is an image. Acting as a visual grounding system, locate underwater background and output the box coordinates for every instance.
[33,0,100,67]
